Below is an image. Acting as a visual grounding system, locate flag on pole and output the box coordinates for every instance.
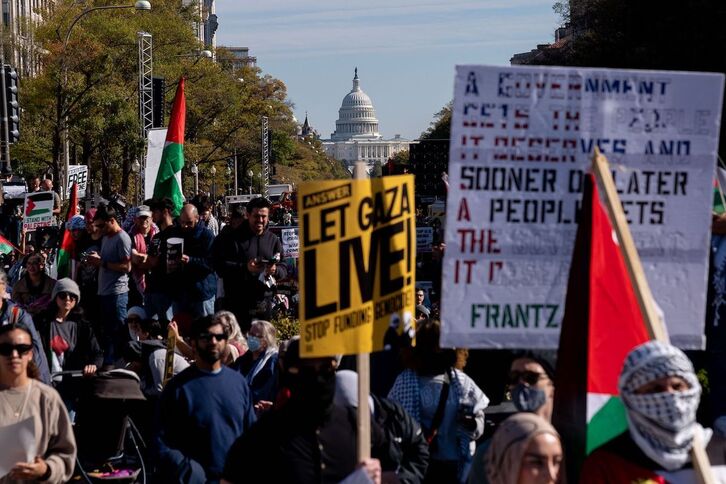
[0,234,16,255]
[56,182,79,279]
[153,77,186,216]
[551,173,650,480]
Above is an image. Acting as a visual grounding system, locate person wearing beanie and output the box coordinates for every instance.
[581,340,726,482]
[35,277,103,407]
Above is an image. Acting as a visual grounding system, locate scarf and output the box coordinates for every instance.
[619,340,710,470]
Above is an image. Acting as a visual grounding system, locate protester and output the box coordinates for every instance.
[222,338,387,484]
[86,204,132,364]
[65,215,89,279]
[233,319,277,407]
[581,340,726,481]
[35,279,102,390]
[145,197,176,321]
[76,209,102,329]
[129,204,157,307]
[416,287,430,310]
[125,316,189,398]
[201,200,219,236]
[29,176,41,193]
[41,178,61,218]
[213,310,246,364]
[167,204,216,318]
[0,270,51,384]
[213,197,284,332]
[468,355,556,484]
[155,315,256,483]
[211,204,246,312]
[11,253,56,316]
[336,369,430,483]
[388,321,489,484]
[484,413,563,484]
[0,323,76,483]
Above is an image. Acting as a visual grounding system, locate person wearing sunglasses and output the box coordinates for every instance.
[0,323,77,483]
[34,278,103,408]
[156,315,256,484]
[468,355,555,484]
[0,269,51,384]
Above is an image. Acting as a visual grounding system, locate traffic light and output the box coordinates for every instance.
[3,65,19,143]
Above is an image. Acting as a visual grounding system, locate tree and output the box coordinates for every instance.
[420,102,452,141]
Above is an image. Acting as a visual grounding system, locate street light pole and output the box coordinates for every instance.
[247,169,253,195]
[59,1,152,199]
[234,148,238,195]
[210,164,217,201]
[191,163,198,195]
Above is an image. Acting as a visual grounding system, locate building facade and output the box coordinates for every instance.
[2,0,52,77]
[322,69,411,173]
[184,0,217,49]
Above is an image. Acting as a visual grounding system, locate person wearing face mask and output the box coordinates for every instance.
[155,315,256,484]
[233,319,277,410]
[222,338,388,484]
[484,413,564,484]
[581,340,726,481]
[468,355,555,484]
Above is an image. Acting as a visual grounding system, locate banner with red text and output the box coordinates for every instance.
[441,65,724,349]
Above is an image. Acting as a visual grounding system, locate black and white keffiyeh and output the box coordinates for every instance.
[619,340,710,471]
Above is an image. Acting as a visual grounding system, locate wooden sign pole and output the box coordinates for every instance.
[591,148,714,484]
[162,325,177,388]
[353,160,371,462]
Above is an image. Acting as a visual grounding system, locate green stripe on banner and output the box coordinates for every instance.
[0,242,11,255]
[586,396,628,454]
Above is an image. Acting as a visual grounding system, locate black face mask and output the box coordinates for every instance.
[288,366,337,417]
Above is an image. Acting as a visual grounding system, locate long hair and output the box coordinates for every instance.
[0,323,38,379]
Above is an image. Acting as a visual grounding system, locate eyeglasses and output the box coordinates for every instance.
[199,332,228,342]
[508,370,549,386]
[56,292,78,300]
[0,343,33,357]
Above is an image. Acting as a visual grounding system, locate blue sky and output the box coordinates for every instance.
[215,1,560,140]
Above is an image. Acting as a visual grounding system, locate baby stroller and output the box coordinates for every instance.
[65,369,148,483]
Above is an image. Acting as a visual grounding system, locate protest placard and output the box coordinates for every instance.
[416,227,434,253]
[22,192,55,231]
[299,175,416,357]
[67,165,88,198]
[281,227,299,258]
[441,65,725,350]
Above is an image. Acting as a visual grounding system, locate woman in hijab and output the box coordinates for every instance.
[581,340,726,481]
[484,413,563,484]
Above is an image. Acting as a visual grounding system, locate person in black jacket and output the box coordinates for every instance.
[34,278,103,407]
[335,369,430,484]
[212,197,285,332]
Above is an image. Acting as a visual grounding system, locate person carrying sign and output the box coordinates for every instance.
[212,197,284,332]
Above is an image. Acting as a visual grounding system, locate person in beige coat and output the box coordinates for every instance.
[0,323,76,483]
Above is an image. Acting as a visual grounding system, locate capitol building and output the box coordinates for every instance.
[321,69,411,173]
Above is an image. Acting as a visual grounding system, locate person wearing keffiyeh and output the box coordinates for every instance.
[581,340,726,482]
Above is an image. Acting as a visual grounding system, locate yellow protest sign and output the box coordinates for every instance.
[299,175,416,357]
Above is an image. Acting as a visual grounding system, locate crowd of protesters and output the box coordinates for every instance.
[1,187,726,484]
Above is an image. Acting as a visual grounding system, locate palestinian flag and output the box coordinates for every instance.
[551,173,650,480]
[153,77,186,216]
[56,182,79,279]
[0,234,15,255]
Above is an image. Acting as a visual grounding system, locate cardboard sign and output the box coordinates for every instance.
[441,65,725,350]
[416,227,434,253]
[22,192,55,231]
[67,165,88,198]
[299,175,416,357]
[281,228,299,258]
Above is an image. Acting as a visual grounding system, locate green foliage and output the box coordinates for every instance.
[13,0,335,198]
[420,102,452,141]
[271,315,299,342]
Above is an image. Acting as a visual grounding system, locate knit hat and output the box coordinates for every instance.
[127,306,147,321]
[66,214,86,231]
[51,278,81,303]
[84,208,97,226]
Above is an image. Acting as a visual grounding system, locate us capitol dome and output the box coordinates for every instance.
[320,68,411,174]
